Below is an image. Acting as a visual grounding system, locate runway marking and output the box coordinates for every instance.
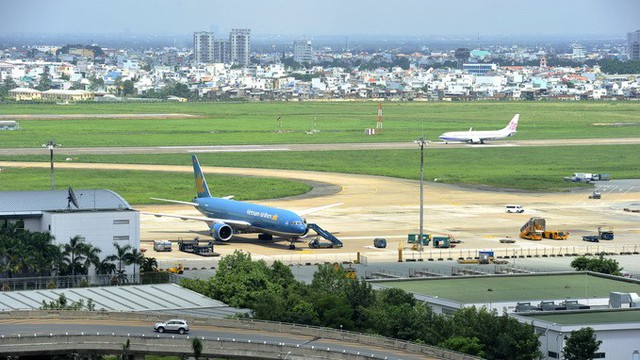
[465,144,519,148]
[191,148,290,153]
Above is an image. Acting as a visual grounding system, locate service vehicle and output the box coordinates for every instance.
[154,319,189,334]
[153,240,172,252]
[373,237,387,248]
[308,237,335,248]
[505,205,524,213]
[542,230,569,240]
[588,191,601,199]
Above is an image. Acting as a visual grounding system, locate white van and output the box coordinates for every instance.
[505,205,524,213]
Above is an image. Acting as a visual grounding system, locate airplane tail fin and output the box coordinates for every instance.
[504,114,519,133]
[191,155,211,198]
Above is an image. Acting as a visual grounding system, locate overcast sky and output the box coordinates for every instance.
[1,0,638,37]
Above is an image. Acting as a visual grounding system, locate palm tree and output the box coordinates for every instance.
[141,257,158,273]
[82,244,102,276]
[63,235,88,277]
[107,243,132,285]
[127,248,144,283]
[96,258,117,286]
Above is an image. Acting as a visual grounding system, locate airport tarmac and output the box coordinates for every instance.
[130,165,639,268]
[2,161,639,270]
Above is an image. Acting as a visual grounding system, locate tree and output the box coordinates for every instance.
[127,248,144,283]
[0,76,18,97]
[439,336,485,358]
[562,327,602,360]
[82,244,102,275]
[62,235,88,276]
[107,242,132,284]
[36,66,53,91]
[121,79,135,96]
[88,76,105,91]
[191,337,203,360]
[571,254,623,275]
[141,257,158,273]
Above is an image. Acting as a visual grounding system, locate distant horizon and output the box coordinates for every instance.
[2,0,638,40]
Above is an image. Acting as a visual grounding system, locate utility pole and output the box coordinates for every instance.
[42,139,60,190]
[414,137,428,254]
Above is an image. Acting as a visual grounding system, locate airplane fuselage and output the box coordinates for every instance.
[438,114,519,144]
[438,129,515,143]
[194,197,308,237]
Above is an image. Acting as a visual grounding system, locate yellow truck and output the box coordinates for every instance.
[542,230,569,240]
[519,217,545,240]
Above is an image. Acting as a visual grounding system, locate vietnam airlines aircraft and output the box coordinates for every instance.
[438,114,519,144]
[145,155,340,248]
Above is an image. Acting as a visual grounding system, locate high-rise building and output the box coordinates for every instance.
[293,40,313,63]
[628,30,640,60]
[229,28,251,66]
[193,32,215,64]
[213,39,230,63]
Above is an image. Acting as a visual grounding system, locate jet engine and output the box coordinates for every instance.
[210,223,233,242]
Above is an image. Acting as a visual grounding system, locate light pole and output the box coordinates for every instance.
[42,139,60,190]
[414,137,428,254]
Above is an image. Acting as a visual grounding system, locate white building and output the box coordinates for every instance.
[193,32,215,64]
[294,40,313,63]
[0,189,140,275]
[229,28,251,66]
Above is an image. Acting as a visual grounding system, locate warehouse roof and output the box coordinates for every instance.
[373,273,640,304]
[0,283,248,318]
[0,188,133,216]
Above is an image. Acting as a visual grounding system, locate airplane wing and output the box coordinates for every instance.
[151,197,199,206]
[294,203,343,217]
[140,211,252,228]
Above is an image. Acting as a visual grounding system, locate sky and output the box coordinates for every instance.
[1,0,638,37]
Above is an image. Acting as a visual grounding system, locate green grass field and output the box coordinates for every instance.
[2,143,638,193]
[0,101,638,148]
[374,273,640,303]
[0,167,310,204]
[0,101,638,197]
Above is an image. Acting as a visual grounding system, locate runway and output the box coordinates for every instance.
[1,137,640,156]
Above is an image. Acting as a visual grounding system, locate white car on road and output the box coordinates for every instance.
[154,319,189,334]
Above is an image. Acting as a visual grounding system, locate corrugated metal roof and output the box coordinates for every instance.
[0,189,132,213]
[0,283,249,318]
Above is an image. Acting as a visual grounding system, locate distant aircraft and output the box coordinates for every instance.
[438,114,519,144]
[145,155,341,248]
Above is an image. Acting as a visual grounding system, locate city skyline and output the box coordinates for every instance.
[1,0,639,38]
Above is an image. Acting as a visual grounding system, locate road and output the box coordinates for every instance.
[0,318,432,360]
[2,137,640,155]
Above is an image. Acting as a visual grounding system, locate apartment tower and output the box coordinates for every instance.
[293,40,313,63]
[229,28,251,66]
[193,32,215,64]
[628,30,640,60]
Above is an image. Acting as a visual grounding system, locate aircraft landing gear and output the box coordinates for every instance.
[258,233,273,241]
[288,238,297,250]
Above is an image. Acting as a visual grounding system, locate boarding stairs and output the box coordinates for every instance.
[307,223,343,247]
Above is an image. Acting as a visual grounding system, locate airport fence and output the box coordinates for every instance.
[0,272,179,292]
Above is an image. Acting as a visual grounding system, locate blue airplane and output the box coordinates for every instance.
[146,155,341,248]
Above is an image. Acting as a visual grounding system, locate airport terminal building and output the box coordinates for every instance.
[0,189,139,271]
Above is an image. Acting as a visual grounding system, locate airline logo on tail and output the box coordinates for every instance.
[192,155,211,198]
[196,174,206,195]
[506,114,519,133]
